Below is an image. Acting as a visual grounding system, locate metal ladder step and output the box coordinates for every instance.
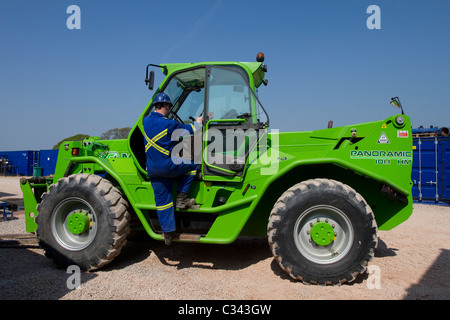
[161,233,202,242]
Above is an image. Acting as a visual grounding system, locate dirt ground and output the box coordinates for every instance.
[0,176,449,301]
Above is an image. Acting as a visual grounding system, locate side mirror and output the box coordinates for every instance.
[145,69,155,91]
[145,64,168,91]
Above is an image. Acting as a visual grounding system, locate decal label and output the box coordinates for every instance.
[377,132,390,144]
[397,130,409,138]
[350,150,412,165]
[99,151,132,159]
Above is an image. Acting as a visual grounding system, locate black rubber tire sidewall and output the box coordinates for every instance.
[36,174,129,270]
[269,179,377,285]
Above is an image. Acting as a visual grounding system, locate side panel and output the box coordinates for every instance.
[442,139,450,201]
[318,116,413,230]
[241,114,414,234]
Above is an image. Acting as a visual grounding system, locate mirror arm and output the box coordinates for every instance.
[145,64,169,91]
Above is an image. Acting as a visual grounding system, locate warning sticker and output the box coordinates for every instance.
[377,132,390,144]
[397,130,409,138]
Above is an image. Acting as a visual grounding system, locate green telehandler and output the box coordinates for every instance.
[20,53,413,285]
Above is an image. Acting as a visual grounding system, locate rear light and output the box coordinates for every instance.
[71,148,80,156]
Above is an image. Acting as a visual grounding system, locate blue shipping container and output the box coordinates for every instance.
[39,150,59,176]
[0,150,58,176]
[412,136,450,205]
[0,151,39,176]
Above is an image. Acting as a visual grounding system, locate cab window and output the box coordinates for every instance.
[206,67,251,121]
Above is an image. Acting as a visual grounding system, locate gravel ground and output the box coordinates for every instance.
[1,176,449,301]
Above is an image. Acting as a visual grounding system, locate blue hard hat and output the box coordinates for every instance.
[153,93,172,106]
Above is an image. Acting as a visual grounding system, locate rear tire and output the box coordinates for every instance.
[36,174,130,270]
[267,179,377,285]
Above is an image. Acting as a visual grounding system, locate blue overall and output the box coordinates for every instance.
[143,112,200,233]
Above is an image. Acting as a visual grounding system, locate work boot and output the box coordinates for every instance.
[163,232,175,245]
[176,192,196,209]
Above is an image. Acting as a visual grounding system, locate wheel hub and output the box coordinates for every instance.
[310,221,335,246]
[66,210,90,235]
[294,205,353,265]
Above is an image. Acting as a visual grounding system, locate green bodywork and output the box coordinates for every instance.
[21,60,413,243]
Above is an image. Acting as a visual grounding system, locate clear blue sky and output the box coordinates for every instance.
[1,0,449,151]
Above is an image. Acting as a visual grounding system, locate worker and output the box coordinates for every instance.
[143,92,203,245]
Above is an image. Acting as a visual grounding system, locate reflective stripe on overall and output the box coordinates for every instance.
[143,112,200,233]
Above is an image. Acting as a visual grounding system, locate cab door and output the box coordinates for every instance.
[202,66,268,181]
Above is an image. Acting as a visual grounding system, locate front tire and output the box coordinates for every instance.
[267,179,377,285]
[36,174,130,270]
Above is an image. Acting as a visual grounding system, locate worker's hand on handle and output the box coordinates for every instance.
[196,116,203,126]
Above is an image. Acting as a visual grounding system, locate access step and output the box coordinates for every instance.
[161,233,202,243]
